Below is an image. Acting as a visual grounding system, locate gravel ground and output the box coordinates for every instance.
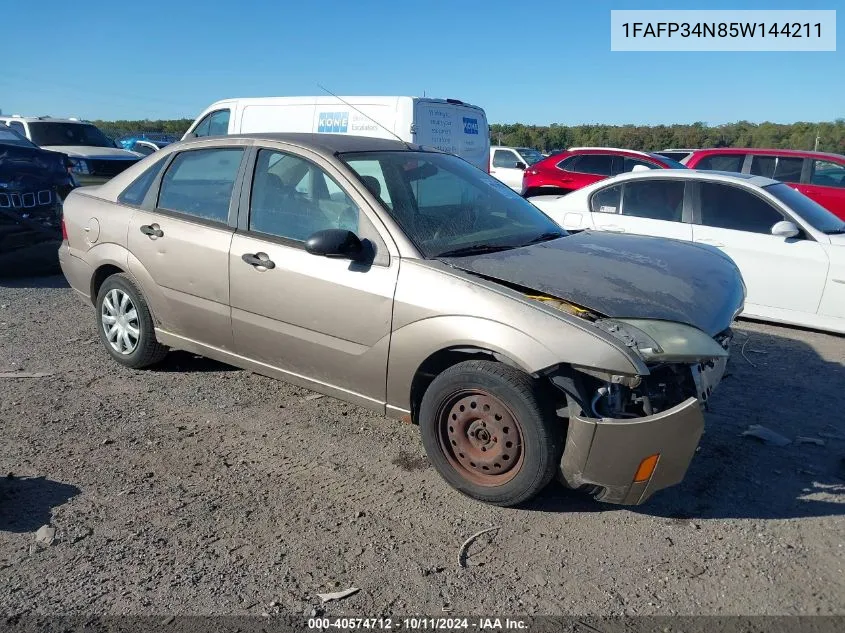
[1,275,843,617]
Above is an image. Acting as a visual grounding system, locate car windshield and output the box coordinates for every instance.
[515,148,544,165]
[649,154,688,169]
[765,182,845,234]
[0,127,36,147]
[341,151,566,258]
[28,122,116,148]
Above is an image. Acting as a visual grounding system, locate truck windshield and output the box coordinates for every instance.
[28,122,116,148]
[342,151,566,258]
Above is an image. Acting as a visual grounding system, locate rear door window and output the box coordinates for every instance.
[621,180,685,221]
[695,154,745,172]
[157,147,244,222]
[590,184,622,214]
[118,157,169,206]
[810,160,845,188]
[749,156,776,178]
[567,154,614,176]
[698,182,784,233]
[773,157,804,183]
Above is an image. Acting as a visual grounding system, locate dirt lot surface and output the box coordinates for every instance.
[1,275,844,617]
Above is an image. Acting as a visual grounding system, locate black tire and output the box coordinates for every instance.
[419,360,563,507]
[95,273,167,368]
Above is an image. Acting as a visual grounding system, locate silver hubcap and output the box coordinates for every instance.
[101,289,140,355]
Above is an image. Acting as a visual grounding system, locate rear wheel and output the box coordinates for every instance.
[95,273,167,368]
[419,360,563,506]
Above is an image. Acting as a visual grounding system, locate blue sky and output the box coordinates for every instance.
[0,0,841,125]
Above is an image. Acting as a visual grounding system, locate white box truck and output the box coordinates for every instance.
[182,96,490,172]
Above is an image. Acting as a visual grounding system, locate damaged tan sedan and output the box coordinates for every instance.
[58,133,745,507]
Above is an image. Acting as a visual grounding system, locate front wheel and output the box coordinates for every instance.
[419,360,563,507]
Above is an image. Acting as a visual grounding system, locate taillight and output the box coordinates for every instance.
[61,218,68,241]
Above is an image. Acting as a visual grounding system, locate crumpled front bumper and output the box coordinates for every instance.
[560,397,704,505]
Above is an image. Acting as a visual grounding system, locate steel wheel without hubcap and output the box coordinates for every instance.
[438,390,525,486]
[101,288,140,355]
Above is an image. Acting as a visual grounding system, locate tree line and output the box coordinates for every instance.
[490,120,845,154]
[94,118,845,154]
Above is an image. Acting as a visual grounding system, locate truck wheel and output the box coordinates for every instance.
[419,360,563,507]
[95,273,168,369]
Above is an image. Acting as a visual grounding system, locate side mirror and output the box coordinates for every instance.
[771,220,800,239]
[305,229,365,261]
[514,161,527,170]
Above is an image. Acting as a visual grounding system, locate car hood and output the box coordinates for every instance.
[0,145,67,189]
[41,146,141,159]
[439,230,745,337]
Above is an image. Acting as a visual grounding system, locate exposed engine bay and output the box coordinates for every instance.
[529,293,733,420]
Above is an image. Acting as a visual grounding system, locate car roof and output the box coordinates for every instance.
[0,116,92,124]
[180,132,432,156]
[689,147,844,161]
[595,169,780,187]
[557,147,673,161]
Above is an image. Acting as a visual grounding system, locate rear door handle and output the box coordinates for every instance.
[242,252,275,269]
[696,238,724,247]
[139,224,163,238]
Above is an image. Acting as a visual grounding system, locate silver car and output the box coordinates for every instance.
[58,133,745,507]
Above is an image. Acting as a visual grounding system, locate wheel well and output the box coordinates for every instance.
[409,347,538,425]
[90,264,124,304]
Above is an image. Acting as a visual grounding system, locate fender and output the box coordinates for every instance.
[386,314,638,414]
[125,251,176,330]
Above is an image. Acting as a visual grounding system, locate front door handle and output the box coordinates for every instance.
[603,225,626,233]
[696,238,724,247]
[139,224,163,238]
[242,252,275,269]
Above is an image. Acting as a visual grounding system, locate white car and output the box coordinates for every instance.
[530,170,845,334]
[489,146,546,190]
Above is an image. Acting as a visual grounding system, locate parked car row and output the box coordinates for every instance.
[504,143,845,220]
[0,115,143,186]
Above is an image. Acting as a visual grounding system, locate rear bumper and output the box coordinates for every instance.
[58,242,93,301]
[561,397,704,505]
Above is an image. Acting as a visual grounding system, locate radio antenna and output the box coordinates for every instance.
[317,84,413,149]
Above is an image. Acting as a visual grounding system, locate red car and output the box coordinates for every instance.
[683,148,845,220]
[521,147,687,197]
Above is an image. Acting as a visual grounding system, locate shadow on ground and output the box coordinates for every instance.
[153,351,240,374]
[527,325,845,521]
[0,273,69,289]
[0,476,81,533]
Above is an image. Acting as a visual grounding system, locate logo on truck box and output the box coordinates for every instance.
[317,111,349,133]
[463,117,479,135]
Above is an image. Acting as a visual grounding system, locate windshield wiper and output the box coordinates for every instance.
[436,244,515,258]
[521,231,566,246]
[824,228,845,235]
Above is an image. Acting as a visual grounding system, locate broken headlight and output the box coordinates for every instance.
[596,319,728,364]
